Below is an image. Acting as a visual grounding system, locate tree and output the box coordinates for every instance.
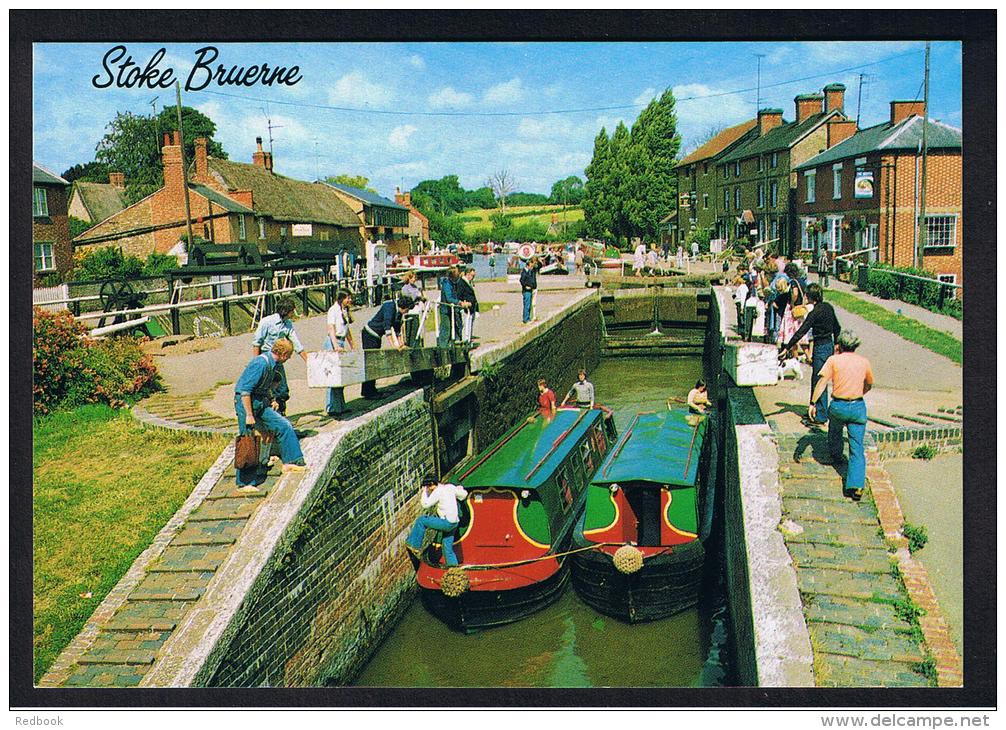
[622,89,681,239]
[549,175,585,206]
[582,128,612,239]
[486,169,517,212]
[62,161,109,184]
[605,121,633,244]
[465,186,497,209]
[412,175,468,216]
[324,174,376,192]
[155,106,227,162]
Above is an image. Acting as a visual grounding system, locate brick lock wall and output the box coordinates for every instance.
[199,394,435,687]
[33,184,73,282]
[473,299,603,451]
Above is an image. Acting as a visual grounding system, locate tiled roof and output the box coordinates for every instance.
[676,118,758,167]
[189,184,254,214]
[795,116,962,170]
[33,162,69,186]
[71,181,129,223]
[323,182,408,210]
[719,111,838,163]
[205,158,360,226]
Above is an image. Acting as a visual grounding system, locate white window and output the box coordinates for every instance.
[734,187,741,210]
[770,152,779,169]
[703,194,709,210]
[832,163,843,200]
[238,214,247,241]
[721,165,728,179]
[924,214,957,249]
[33,187,49,217]
[770,181,779,208]
[723,188,730,210]
[800,218,815,251]
[258,218,266,239]
[827,216,843,252]
[34,242,55,271]
[804,170,816,203]
[771,219,779,241]
[734,161,741,177]
[757,184,765,208]
[757,156,764,172]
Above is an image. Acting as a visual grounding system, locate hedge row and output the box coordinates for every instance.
[862,263,962,320]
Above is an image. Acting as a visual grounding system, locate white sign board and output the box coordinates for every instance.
[307,351,366,387]
[292,223,313,237]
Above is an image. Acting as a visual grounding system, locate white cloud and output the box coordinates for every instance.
[543,83,563,98]
[517,117,573,139]
[484,77,524,106]
[408,54,425,70]
[799,40,921,66]
[388,124,418,150]
[427,86,474,109]
[328,71,393,108]
[634,87,657,106]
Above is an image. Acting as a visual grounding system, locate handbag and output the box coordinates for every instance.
[792,304,808,319]
[234,431,261,470]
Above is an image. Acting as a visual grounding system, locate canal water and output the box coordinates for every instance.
[352,356,734,688]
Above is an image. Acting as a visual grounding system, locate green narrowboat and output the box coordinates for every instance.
[415,406,617,631]
[571,408,711,623]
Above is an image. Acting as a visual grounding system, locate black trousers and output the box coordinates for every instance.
[361,329,382,396]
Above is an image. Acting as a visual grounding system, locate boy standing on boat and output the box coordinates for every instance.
[406,474,469,567]
[537,378,557,417]
[562,370,595,409]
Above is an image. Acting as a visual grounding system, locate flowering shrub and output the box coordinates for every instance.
[33,307,161,415]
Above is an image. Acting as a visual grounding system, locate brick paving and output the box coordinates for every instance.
[775,431,935,687]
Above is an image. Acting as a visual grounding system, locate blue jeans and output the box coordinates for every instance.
[234,394,304,486]
[522,290,533,322]
[407,515,461,566]
[437,304,454,348]
[811,339,834,423]
[323,335,347,415]
[828,399,867,489]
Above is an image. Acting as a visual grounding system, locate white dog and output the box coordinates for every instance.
[777,357,805,381]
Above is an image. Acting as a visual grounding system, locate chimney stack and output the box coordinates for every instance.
[890,100,926,125]
[108,172,125,189]
[252,136,273,172]
[757,108,784,137]
[161,131,184,199]
[193,137,208,178]
[826,120,858,148]
[794,93,824,124]
[824,83,846,114]
[394,187,412,207]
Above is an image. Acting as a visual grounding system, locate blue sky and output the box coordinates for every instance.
[33,40,962,197]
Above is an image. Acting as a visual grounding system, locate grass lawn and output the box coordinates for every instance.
[32,404,228,682]
[461,205,584,235]
[826,290,962,365]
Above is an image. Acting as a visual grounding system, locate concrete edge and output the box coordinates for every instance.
[469,288,599,373]
[139,389,425,687]
[736,423,816,687]
[37,442,236,688]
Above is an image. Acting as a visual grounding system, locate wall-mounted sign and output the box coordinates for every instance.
[292,223,313,236]
[854,170,874,199]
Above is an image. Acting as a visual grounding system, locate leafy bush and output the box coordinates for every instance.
[940,296,963,320]
[33,307,160,415]
[69,216,94,239]
[863,263,958,317]
[912,444,937,460]
[902,522,929,554]
[70,246,144,282]
[142,252,179,277]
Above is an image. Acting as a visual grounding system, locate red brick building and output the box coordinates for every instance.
[32,163,73,283]
[793,100,962,285]
[394,188,430,249]
[75,134,362,258]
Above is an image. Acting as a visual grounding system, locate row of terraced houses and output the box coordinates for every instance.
[670,83,963,286]
[32,134,430,285]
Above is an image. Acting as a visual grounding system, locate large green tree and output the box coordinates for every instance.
[324,174,376,192]
[549,175,585,206]
[622,89,681,239]
[582,128,612,239]
[411,175,468,216]
[605,121,633,243]
[61,161,109,184]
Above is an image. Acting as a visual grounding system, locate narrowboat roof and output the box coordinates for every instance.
[591,410,707,488]
[457,408,603,490]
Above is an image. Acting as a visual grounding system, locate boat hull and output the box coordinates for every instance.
[570,539,705,623]
[419,560,570,632]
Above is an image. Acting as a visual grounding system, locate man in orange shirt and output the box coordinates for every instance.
[808,330,874,500]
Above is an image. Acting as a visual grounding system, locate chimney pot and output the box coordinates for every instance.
[108,172,125,189]
[194,137,209,178]
[794,93,824,124]
[173,130,181,146]
[824,83,846,114]
[757,108,784,137]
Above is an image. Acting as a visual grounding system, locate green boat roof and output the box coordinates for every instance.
[591,409,707,488]
[458,408,603,490]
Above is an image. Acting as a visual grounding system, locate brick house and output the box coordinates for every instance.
[794,100,963,285]
[76,134,362,258]
[32,163,73,283]
[68,173,129,225]
[394,188,430,249]
[716,83,853,254]
[672,117,758,246]
[323,181,411,254]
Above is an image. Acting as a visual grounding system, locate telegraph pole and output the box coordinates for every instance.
[855,74,865,127]
[175,81,194,251]
[916,42,930,269]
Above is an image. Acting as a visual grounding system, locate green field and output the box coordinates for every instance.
[461,204,584,235]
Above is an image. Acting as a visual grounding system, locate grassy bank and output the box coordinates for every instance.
[32,404,228,682]
[461,204,584,235]
[826,290,962,365]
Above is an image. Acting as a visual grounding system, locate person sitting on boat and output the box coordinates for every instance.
[537,378,557,417]
[405,474,469,567]
[562,369,595,409]
[687,380,711,414]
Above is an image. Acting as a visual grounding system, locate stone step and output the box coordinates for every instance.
[188,498,260,522]
[779,478,856,503]
[804,594,914,633]
[815,654,931,687]
[782,496,879,525]
[787,542,892,574]
[62,663,149,687]
[170,519,247,546]
[103,619,178,632]
[783,521,885,549]
[796,567,903,603]
[78,650,157,666]
[809,622,926,663]
[150,544,232,573]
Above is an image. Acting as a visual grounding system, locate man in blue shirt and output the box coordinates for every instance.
[252,296,310,415]
[437,265,466,348]
[360,296,413,398]
[519,256,540,324]
[234,339,306,487]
